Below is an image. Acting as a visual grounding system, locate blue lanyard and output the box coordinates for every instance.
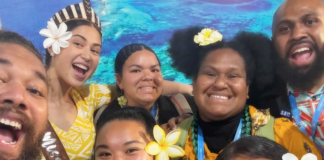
[288,92,324,140]
[197,118,242,160]
[150,103,157,118]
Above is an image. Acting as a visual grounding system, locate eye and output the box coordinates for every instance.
[131,69,140,73]
[205,72,216,77]
[91,49,100,55]
[228,74,238,79]
[305,19,317,26]
[98,152,111,157]
[126,148,138,154]
[152,69,160,72]
[74,42,83,47]
[27,88,43,97]
[279,26,290,33]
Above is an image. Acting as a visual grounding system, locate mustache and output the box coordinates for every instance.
[0,104,32,131]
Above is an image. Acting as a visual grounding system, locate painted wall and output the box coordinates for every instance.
[0,0,284,84]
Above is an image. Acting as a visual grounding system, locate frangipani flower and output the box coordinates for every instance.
[282,153,317,160]
[194,28,222,46]
[117,95,127,106]
[145,125,185,160]
[39,21,72,55]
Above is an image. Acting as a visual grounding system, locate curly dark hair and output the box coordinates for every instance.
[168,27,275,108]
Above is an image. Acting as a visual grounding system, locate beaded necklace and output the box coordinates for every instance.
[191,105,251,157]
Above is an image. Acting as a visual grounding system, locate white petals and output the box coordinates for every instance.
[39,29,54,38]
[57,22,68,37]
[301,153,317,160]
[43,38,55,49]
[282,153,317,160]
[39,21,72,55]
[52,42,60,55]
[282,153,298,160]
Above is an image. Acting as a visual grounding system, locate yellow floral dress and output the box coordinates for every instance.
[50,84,111,159]
[176,106,322,160]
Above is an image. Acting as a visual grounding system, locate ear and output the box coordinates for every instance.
[246,85,249,99]
[115,73,124,89]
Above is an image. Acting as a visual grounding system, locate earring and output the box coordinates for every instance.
[49,52,55,56]
[117,90,127,107]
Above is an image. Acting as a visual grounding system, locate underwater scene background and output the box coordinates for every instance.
[0,0,284,84]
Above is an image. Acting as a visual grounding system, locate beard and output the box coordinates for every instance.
[0,105,44,160]
[274,42,324,91]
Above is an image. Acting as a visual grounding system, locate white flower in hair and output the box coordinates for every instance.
[39,21,72,55]
[282,153,317,160]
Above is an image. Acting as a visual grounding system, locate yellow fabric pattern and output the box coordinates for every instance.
[181,106,322,160]
[51,84,111,160]
[273,118,322,159]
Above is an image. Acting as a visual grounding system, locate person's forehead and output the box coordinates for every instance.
[0,43,45,72]
[275,0,324,21]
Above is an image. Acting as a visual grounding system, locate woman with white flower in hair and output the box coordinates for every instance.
[165,27,322,160]
[39,1,193,159]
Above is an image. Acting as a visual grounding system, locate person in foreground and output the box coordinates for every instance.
[167,27,321,159]
[0,30,48,159]
[217,136,318,160]
[94,107,155,160]
[217,136,288,160]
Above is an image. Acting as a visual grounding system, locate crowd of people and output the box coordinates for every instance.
[0,0,324,159]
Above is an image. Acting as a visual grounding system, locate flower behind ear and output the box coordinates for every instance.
[145,125,185,160]
[39,21,72,55]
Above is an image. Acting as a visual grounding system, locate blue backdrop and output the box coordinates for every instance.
[0,0,284,84]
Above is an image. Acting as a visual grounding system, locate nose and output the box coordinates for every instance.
[112,156,123,160]
[80,48,91,62]
[212,75,228,90]
[142,70,154,81]
[290,24,307,42]
[0,82,27,110]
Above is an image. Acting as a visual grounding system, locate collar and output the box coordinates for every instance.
[287,85,324,97]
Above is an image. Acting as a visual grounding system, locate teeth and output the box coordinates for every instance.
[210,95,229,100]
[74,64,88,71]
[294,47,310,53]
[1,140,16,145]
[0,118,22,130]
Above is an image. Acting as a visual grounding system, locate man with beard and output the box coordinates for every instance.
[272,0,324,155]
[0,30,48,159]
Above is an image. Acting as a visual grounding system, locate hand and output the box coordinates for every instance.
[161,113,193,133]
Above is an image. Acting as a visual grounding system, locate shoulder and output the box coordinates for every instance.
[73,84,112,107]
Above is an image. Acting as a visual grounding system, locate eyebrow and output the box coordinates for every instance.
[95,144,109,151]
[72,34,102,48]
[276,13,318,28]
[129,64,160,68]
[0,58,12,66]
[124,140,144,146]
[35,71,48,86]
